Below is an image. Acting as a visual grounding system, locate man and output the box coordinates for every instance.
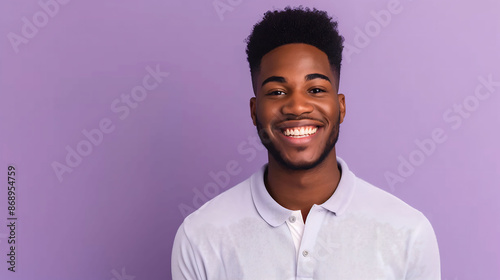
[172,6,440,279]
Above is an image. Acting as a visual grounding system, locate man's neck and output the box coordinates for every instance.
[264,151,342,223]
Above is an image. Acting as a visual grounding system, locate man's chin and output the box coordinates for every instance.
[272,153,324,171]
[282,162,320,171]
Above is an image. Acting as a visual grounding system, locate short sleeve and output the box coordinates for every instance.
[171,222,205,280]
[405,214,441,280]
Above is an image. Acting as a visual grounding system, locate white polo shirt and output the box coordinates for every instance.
[172,157,441,280]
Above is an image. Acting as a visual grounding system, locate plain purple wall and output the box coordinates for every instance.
[1,0,499,279]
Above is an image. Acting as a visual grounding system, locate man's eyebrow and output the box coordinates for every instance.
[261,73,331,87]
[261,76,286,87]
[305,73,331,83]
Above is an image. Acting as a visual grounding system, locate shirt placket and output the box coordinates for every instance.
[295,204,327,280]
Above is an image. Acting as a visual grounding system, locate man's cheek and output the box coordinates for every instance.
[257,126,273,145]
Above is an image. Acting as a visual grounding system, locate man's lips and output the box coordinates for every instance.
[275,120,324,130]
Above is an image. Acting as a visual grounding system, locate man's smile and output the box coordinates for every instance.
[282,126,318,138]
[273,119,324,144]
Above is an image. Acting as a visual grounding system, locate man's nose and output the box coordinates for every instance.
[281,91,314,116]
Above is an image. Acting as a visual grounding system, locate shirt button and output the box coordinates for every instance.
[288,215,296,223]
[302,250,309,257]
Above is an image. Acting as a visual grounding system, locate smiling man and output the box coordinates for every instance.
[172,6,440,280]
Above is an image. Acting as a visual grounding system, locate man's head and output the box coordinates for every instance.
[245,6,344,92]
[245,6,346,171]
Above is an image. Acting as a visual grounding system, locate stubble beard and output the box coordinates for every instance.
[255,112,341,171]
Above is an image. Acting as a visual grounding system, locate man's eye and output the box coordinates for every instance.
[310,88,325,94]
[268,90,286,96]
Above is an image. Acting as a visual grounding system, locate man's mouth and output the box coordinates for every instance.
[281,126,319,138]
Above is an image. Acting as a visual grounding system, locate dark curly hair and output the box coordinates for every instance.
[245,6,344,90]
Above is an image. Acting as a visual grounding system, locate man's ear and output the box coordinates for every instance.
[338,93,346,124]
[250,97,257,126]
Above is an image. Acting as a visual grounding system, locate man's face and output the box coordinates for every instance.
[250,43,346,170]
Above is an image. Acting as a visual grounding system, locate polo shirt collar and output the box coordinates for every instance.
[250,156,357,227]
[319,157,357,216]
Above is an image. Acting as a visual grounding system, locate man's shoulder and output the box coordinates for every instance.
[350,176,428,225]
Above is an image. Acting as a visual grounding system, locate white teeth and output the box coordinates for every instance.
[282,126,318,137]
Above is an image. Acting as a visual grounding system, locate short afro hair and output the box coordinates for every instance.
[245,6,344,87]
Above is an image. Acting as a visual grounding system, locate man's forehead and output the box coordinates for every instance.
[259,44,332,74]
[250,43,338,92]
[260,43,329,65]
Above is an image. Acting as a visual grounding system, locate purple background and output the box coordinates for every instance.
[1,0,499,279]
